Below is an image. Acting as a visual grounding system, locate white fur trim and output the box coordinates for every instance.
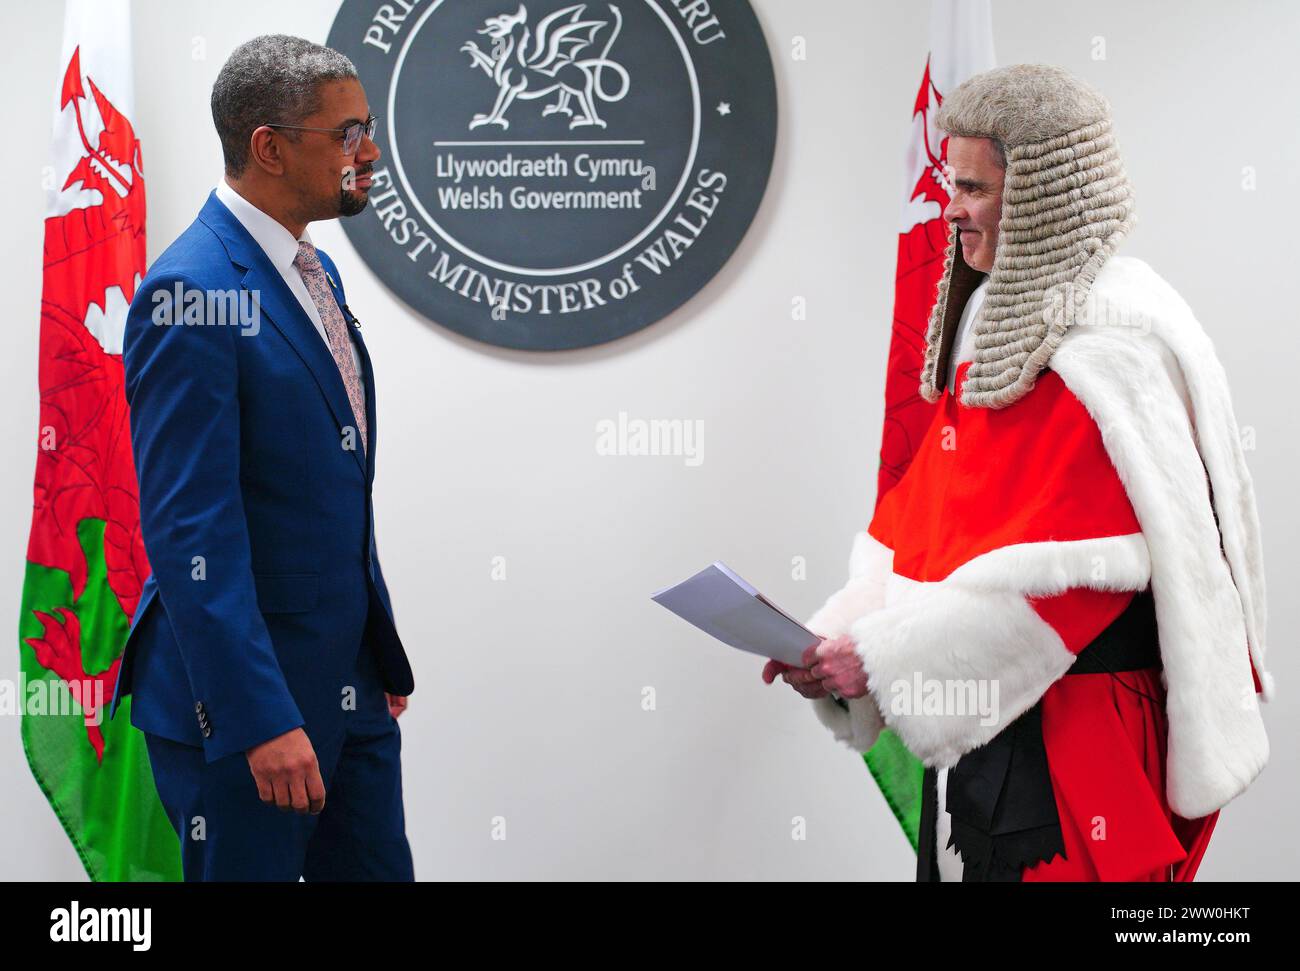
[845,534,1150,768]
[805,530,1152,761]
[946,533,1150,594]
[852,585,1076,769]
[805,531,892,639]
[1052,255,1270,819]
[804,531,892,752]
[810,693,886,754]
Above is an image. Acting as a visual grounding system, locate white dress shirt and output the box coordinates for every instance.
[213,180,364,400]
[945,277,989,394]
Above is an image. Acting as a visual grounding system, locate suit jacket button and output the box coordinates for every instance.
[201,726,212,739]
[195,701,204,713]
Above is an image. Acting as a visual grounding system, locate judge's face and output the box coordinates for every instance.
[942,136,1005,273]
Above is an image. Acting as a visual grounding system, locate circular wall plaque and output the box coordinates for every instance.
[326,0,777,350]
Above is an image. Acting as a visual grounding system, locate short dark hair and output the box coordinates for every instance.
[210,34,357,177]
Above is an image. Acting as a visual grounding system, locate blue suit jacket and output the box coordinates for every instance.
[109,190,414,764]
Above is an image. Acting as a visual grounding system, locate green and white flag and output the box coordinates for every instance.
[867,0,996,851]
[18,0,179,881]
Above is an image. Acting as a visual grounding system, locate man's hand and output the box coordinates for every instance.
[246,727,326,814]
[386,693,408,719]
[805,635,870,699]
[761,655,829,699]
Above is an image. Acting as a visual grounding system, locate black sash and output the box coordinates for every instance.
[916,587,1160,882]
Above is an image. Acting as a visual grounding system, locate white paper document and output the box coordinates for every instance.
[651,562,820,667]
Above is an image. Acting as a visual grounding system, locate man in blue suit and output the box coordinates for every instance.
[109,35,415,881]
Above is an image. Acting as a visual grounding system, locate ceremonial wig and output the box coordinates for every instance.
[921,64,1136,408]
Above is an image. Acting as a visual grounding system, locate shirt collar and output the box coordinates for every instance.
[214,178,312,275]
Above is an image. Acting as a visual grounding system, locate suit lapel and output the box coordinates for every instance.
[199,191,367,480]
[341,302,377,488]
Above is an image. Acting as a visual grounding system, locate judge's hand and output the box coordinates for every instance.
[246,727,326,814]
[806,635,871,699]
[762,655,829,698]
[763,634,861,700]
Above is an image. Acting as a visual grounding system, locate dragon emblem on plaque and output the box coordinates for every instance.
[460,3,631,130]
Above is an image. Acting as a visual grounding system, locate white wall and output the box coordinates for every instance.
[2,0,1295,880]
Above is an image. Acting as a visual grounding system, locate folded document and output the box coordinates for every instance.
[651,562,820,667]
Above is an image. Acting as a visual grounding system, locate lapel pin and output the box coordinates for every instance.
[323,269,362,330]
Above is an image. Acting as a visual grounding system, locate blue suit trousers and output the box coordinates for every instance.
[144,643,414,882]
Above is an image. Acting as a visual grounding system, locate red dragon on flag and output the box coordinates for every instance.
[19,21,179,881]
[857,0,996,852]
[877,55,954,499]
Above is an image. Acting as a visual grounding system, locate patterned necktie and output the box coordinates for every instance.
[293,240,367,454]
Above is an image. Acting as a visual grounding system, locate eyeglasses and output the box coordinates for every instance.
[266,114,377,155]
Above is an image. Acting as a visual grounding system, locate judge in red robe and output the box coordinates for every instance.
[768,64,1271,882]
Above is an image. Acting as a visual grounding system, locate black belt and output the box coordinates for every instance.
[917,587,1160,882]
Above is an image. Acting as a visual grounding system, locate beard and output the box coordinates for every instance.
[338,164,373,217]
[339,187,369,217]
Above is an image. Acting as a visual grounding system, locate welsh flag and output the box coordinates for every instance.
[861,0,996,851]
[18,0,179,880]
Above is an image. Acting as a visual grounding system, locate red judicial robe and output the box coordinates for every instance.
[903,359,1220,879]
[805,256,1269,882]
